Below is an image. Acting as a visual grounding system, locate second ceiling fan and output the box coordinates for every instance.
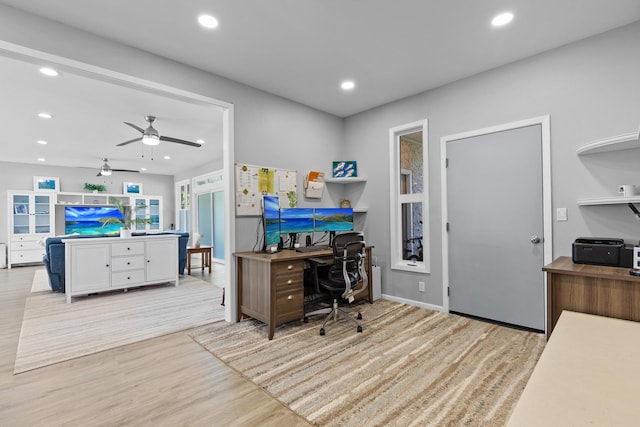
[97,158,139,176]
[117,115,202,148]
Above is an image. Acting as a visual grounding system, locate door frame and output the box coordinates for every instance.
[440,116,552,330]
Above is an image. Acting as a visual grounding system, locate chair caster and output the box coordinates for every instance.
[357,312,362,320]
[320,328,325,336]
[303,317,309,323]
[357,325,363,333]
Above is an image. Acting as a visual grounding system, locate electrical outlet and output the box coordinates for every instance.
[418,281,425,292]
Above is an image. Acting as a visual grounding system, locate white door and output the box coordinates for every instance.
[70,244,111,292]
[446,123,546,331]
[146,238,178,282]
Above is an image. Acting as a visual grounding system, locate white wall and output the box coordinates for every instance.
[0,5,344,254]
[344,21,640,306]
[0,161,175,243]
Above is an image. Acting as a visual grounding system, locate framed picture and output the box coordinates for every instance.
[33,176,60,192]
[123,182,143,195]
[14,203,28,214]
[332,161,357,178]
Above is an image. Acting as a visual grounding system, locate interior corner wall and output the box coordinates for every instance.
[343,21,640,307]
[0,5,344,253]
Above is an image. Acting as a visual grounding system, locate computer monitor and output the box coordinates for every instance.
[314,207,354,232]
[262,195,280,250]
[279,208,315,234]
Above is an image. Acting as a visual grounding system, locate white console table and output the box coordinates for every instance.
[64,235,179,303]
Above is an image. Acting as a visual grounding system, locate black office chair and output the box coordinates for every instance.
[304,231,368,335]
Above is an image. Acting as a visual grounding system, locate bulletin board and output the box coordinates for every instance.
[235,163,298,216]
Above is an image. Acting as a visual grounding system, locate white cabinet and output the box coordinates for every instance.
[132,196,162,231]
[64,235,178,303]
[7,191,54,267]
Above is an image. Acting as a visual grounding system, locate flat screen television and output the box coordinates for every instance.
[65,206,123,235]
[314,207,354,232]
[279,208,315,234]
[263,195,281,248]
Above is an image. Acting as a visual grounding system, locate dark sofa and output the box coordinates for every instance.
[43,232,190,292]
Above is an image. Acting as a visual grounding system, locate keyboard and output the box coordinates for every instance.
[295,245,330,253]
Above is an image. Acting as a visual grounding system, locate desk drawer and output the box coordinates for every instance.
[273,260,304,276]
[275,288,304,323]
[274,271,303,291]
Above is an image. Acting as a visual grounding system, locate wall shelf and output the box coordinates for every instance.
[324,176,367,184]
[577,196,640,206]
[576,132,639,155]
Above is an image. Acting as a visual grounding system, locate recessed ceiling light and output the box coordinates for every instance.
[38,112,53,119]
[198,14,219,29]
[491,12,514,27]
[39,67,59,77]
[341,81,355,90]
[36,140,48,145]
[37,157,46,162]
[197,139,205,145]
[140,167,147,171]
[163,155,171,160]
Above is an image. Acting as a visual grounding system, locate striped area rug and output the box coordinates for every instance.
[190,299,545,426]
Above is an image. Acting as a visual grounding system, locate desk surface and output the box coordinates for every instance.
[234,248,332,262]
[507,311,640,426]
[543,256,640,281]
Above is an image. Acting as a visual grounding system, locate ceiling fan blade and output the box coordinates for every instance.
[96,171,102,176]
[117,137,142,147]
[159,135,202,147]
[124,122,145,133]
[112,168,140,173]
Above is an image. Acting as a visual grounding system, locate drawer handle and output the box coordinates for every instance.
[127,247,131,251]
[127,277,131,280]
[288,295,294,300]
[106,264,110,267]
[287,279,293,284]
[287,264,293,270]
[127,262,131,265]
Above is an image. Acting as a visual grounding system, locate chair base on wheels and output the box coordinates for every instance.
[304,299,363,335]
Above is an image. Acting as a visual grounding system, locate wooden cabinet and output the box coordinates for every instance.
[7,191,54,267]
[64,235,179,303]
[543,256,640,338]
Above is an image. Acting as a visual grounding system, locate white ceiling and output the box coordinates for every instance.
[1,1,640,174]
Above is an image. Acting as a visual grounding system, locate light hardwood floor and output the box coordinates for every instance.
[0,265,311,426]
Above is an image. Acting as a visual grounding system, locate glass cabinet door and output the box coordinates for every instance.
[12,194,30,234]
[134,198,147,231]
[149,198,160,230]
[34,194,51,234]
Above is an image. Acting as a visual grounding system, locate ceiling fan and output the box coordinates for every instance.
[97,158,139,176]
[117,115,202,147]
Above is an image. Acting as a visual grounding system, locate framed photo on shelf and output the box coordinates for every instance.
[332,161,357,178]
[33,176,59,192]
[14,203,28,214]
[123,182,143,195]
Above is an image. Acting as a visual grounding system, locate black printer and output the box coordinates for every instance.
[572,237,633,268]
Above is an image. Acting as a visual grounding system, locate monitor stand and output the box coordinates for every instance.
[289,233,297,249]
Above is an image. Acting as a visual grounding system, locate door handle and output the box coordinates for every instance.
[530,235,541,244]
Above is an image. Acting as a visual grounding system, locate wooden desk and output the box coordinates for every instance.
[187,246,212,275]
[543,256,640,338]
[234,247,374,340]
[507,311,640,426]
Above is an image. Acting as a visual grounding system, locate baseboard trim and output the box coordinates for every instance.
[381,294,444,312]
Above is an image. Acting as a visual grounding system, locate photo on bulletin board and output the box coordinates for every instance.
[332,161,357,178]
[123,182,143,195]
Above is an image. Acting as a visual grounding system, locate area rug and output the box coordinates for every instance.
[190,300,546,426]
[15,276,224,374]
[30,269,51,293]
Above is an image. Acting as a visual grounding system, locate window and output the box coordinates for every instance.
[389,120,429,272]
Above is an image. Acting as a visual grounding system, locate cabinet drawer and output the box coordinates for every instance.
[273,260,304,276]
[11,240,43,250]
[111,255,145,272]
[112,269,145,287]
[111,241,145,256]
[11,249,45,264]
[275,272,304,291]
[275,288,304,323]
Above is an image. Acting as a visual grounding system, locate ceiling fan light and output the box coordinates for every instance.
[101,161,113,176]
[142,134,160,146]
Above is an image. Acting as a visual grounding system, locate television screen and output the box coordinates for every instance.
[263,196,280,246]
[279,208,314,234]
[65,206,124,235]
[314,207,354,232]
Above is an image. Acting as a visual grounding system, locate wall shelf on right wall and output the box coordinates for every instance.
[576,131,639,156]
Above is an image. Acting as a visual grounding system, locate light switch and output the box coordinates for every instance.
[557,207,568,221]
